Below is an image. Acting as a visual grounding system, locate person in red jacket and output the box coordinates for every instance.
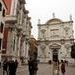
[61,60,66,75]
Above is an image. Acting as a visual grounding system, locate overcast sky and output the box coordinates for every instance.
[26,0,75,39]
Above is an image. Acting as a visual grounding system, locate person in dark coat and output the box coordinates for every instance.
[28,60,34,75]
[14,60,18,75]
[3,58,8,75]
[0,61,1,68]
[8,59,16,75]
[61,61,66,75]
[28,38,38,75]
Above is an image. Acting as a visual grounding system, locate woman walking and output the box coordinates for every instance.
[61,60,66,75]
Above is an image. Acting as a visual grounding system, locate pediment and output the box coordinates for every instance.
[46,18,62,24]
[49,43,61,49]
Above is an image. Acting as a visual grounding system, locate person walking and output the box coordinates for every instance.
[28,37,38,75]
[61,60,66,75]
[8,59,16,75]
[14,59,18,75]
[0,61,1,68]
[2,58,8,75]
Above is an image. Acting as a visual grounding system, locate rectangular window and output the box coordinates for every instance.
[0,22,4,33]
[2,9,5,17]
[0,3,2,11]
[13,39,15,51]
[0,39,2,50]
[50,29,59,38]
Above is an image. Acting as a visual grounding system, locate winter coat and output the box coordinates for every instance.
[61,63,65,73]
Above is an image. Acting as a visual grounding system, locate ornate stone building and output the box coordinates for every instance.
[37,16,74,63]
[3,0,32,63]
[0,0,7,61]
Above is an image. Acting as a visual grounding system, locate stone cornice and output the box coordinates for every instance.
[37,38,74,42]
[5,15,17,23]
[38,21,73,26]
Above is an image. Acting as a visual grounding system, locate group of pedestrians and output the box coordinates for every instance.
[53,60,66,75]
[2,58,18,75]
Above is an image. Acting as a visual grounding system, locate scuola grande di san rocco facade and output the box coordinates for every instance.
[37,16,74,63]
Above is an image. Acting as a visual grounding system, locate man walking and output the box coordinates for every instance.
[28,37,38,75]
[3,58,8,75]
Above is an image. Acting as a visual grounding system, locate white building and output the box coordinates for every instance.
[3,0,32,64]
[37,16,74,63]
[0,0,7,61]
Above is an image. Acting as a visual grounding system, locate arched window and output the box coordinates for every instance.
[0,2,2,11]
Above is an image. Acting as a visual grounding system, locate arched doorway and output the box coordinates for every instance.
[52,49,58,62]
[49,43,61,62]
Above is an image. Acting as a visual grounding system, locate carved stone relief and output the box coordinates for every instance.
[60,39,65,44]
[49,43,61,49]
[64,27,70,35]
[45,41,49,45]
[40,45,46,50]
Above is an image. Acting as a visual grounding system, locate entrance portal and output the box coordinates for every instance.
[53,49,58,62]
[50,43,61,62]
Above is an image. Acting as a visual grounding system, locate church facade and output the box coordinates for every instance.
[37,17,74,63]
